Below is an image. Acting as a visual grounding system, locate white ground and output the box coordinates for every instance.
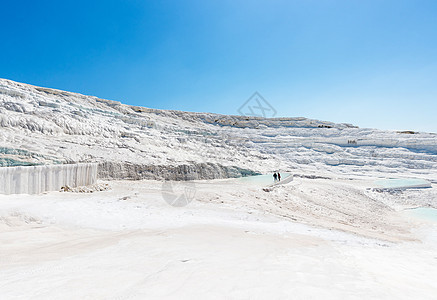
[1,177,436,299]
[1,79,437,299]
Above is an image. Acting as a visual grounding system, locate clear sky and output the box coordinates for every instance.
[1,0,436,132]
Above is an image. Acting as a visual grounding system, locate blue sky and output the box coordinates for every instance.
[1,0,436,132]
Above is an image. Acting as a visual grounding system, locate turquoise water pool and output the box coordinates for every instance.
[374,178,431,189]
[238,173,290,186]
[407,208,437,223]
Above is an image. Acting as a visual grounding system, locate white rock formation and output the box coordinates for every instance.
[1,78,437,181]
[0,163,97,194]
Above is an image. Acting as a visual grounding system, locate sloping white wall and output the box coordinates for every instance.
[0,163,97,195]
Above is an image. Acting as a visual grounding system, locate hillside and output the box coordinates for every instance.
[1,78,436,181]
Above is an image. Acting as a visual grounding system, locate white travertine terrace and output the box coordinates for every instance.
[0,163,97,194]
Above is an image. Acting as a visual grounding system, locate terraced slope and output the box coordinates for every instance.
[1,78,436,180]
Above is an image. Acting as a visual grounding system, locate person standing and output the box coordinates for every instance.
[273,172,277,182]
[277,172,281,181]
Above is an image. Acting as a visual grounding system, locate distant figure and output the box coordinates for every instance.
[273,172,278,182]
[277,172,281,181]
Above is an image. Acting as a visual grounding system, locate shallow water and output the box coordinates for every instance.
[238,173,290,186]
[374,178,431,189]
[407,207,437,223]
